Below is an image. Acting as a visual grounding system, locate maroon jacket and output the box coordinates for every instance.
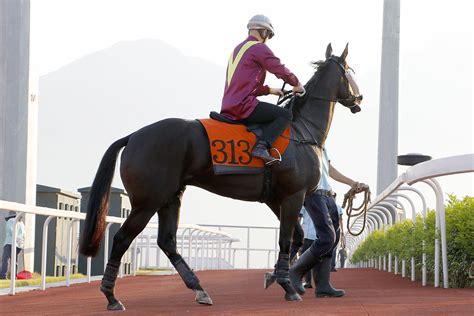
[220,36,300,120]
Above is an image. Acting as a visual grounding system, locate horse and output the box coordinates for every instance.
[79,43,363,310]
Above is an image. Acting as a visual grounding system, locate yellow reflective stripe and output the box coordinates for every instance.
[226,41,259,85]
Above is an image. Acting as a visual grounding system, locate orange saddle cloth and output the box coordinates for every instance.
[198,119,291,175]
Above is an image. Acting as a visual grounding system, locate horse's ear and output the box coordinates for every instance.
[340,43,349,61]
[325,43,333,59]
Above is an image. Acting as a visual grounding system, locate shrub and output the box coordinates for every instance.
[351,195,473,288]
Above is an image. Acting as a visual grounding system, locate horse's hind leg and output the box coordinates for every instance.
[157,191,213,305]
[101,204,156,311]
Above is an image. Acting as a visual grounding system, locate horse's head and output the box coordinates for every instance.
[289,43,363,146]
[309,43,363,113]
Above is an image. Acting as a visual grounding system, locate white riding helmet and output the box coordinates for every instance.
[247,15,275,39]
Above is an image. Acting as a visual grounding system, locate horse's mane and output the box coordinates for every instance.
[289,58,331,113]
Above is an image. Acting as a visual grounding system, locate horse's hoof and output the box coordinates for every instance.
[285,292,303,302]
[107,301,126,311]
[264,272,276,289]
[195,289,213,305]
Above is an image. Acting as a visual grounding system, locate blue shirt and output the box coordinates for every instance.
[318,147,332,191]
[299,207,317,240]
[3,218,25,249]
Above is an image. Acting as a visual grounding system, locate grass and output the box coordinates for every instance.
[0,272,86,289]
[135,268,173,276]
[1,268,174,288]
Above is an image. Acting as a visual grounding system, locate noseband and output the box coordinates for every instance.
[311,57,363,108]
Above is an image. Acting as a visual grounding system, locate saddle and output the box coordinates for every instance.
[209,111,263,138]
[198,112,294,175]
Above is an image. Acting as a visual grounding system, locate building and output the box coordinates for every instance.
[34,185,81,276]
[78,187,132,276]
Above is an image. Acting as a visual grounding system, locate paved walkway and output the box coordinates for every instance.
[0,268,472,315]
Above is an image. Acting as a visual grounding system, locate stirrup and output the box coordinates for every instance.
[266,147,282,165]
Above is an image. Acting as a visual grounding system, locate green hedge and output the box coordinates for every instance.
[351,195,474,288]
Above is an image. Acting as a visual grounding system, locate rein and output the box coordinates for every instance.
[342,185,371,236]
[277,83,319,146]
[275,57,361,146]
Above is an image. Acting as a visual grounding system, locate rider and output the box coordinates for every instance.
[220,14,305,164]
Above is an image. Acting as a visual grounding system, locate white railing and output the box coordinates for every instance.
[346,154,474,288]
[134,230,239,272]
[0,200,236,295]
[198,224,280,269]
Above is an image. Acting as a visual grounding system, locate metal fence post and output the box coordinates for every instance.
[133,239,139,276]
[104,223,113,272]
[66,219,79,287]
[9,213,22,295]
[217,237,222,269]
[146,235,151,268]
[41,216,54,290]
[388,253,392,272]
[87,257,92,283]
[246,228,250,269]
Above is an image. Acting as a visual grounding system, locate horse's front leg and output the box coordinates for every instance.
[274,193,304,301]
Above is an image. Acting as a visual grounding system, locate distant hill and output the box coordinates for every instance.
[38,39,225,191]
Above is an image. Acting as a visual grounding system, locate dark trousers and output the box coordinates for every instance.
[240,101,292,146]
[0,244,22,279]
[304,192,340,259]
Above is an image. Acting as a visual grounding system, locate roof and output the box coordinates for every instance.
[36,184,81,199]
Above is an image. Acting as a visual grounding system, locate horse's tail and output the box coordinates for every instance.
[79,135,130,257]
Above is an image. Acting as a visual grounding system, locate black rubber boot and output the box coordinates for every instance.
[304,270,313,288]
[314,257,345,297]
[289,249,320,295]
[251,140,279,165]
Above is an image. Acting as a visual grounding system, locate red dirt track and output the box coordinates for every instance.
[0,269,473,315]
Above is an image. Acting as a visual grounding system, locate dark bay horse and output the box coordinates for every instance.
[79,43,362,310]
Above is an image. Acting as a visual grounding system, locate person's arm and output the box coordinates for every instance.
[329,163,357,187]
[329,163,369,191]
[254,43,300,87]
[254,85,271,96]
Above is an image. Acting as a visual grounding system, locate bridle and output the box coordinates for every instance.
[309,57,363,109]
[277,57,363,109]
[276,57,363,146]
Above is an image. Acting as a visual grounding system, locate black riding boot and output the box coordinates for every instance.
[314,257,345,297]
[251,140,279,165]
[289,249,320,295]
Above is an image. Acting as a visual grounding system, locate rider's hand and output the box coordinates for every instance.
[269,87,284,97]
[293,83,306,97]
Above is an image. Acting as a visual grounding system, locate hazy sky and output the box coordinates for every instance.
[30,0,473,230]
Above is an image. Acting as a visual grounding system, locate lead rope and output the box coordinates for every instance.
[342,185,371,236]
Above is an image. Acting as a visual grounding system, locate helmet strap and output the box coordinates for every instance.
[257,29,269,42]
